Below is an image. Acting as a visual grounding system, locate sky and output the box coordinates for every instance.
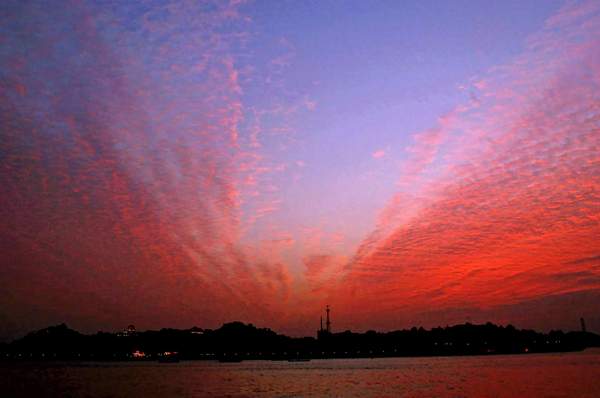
[1,0,599,340]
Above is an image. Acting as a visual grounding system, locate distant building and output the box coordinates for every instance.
[117,324,137,337]
[581,318,587,333]
[132,350,145,358]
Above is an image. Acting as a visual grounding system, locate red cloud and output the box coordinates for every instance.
[2,0,600,340]
[335,0,600,331]
[0,0,296,338]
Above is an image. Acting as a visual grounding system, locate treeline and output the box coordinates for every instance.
[1,321,598,361]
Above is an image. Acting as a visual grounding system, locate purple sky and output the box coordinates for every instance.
[1,0,599,340]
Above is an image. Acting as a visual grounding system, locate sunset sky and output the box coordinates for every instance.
[1,0,599,341]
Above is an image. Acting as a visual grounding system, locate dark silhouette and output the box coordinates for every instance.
[1,320,599,362]
[317,304,332,341]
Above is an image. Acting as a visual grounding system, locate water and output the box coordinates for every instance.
[2,350,600,397]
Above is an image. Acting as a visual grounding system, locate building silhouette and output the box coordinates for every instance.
[117,324,137,337]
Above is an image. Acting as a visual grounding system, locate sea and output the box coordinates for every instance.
[2,349,600,397]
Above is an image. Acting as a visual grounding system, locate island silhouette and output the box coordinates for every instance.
[2,317,599,362]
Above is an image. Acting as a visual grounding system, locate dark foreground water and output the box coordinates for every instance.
[2,349,600,397]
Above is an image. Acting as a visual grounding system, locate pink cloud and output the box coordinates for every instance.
[372,149,386,159]
[2,0,600,339]
[334,0,600,331]
[0,0,300,336]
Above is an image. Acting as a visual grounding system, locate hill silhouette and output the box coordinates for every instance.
[2,322,599,361]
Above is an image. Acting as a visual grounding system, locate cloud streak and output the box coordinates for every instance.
[0,0,295,338]
[335,0,600,331]
[1,0,599,339]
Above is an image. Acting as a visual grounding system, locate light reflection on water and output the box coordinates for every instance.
[2,350,600,397]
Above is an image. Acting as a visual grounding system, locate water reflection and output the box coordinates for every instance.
[2,350,600,397]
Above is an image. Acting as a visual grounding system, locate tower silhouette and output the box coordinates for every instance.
[581,317,587,333]
[317,305,332,340]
